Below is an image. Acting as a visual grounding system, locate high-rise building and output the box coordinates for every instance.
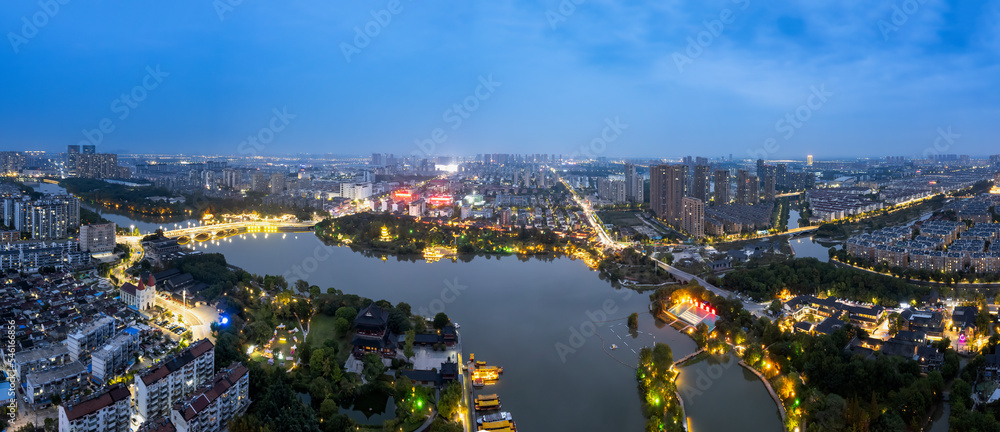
[736,169,751,205]
[82,145,96,155]
[748,176,760,204]
[76,153,128,179]
[807,155,814,166]
[597,178,626,204]
[650,164,687,227]
[79,223,116,253]
[624,163,643,203]
[692,165,711,202]
[269,173,285,194]
[764,175,776,202]
[221,169,242,189]
[66,145,81,174]
[714,169,730,204]
[251,173,268,192]
[682,197,705,239]
[0,151,26,173]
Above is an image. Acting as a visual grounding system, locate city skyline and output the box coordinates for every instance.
[3,1,999,158]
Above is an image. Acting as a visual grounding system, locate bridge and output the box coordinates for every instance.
[118,220,318,244]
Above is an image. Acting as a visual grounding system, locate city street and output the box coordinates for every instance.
[156,297,220,341]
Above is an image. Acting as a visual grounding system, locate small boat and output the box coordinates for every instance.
[473,378,485,388]
[610,344,618,350]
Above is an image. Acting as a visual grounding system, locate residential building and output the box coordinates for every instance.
[0,239,89,271]
[682,197,705,239]
[170,362,251,432]
[624,163,643,203]
[57,385,131,432]
[7,344,70,383]
[136,340,216,422]
[597,178,626,204]
[714,169,730,204]
[692,165,711,202]
[66,316,116,361]
[650,164,687,227]
[79,223,116,253]
[91,329,141,382]
[25,360,88,407]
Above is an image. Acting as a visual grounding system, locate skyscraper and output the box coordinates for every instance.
[682,197,705,239]
[736,169,757,205]
[82,145,96,155]
[807,155,814,166]
[714,169,730,204]
[624,163,643,203]
[692,165,711,202]
[650,164,687,227]
[748,175,760,204]
[764,174,776,202]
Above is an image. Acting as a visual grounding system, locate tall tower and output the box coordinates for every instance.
[692,165,710,202]
[650,164,687,227]
[714,169,730,204]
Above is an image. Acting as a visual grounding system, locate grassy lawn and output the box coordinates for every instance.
[307,313,339,346]
[596,211,643,227]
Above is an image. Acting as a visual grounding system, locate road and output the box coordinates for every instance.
[650,257,767,316]
[553,171,624,250]
[156,297,220,341]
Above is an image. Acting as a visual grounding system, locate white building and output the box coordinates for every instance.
[66,316,116,361]
[121,274,157,311]
[91,329,141,382]
[171,362,251,432]
[58,385,131,432]
[340,182,372,200]
[25,361,87,407]
[136,340,216,423]
[79,223,116,253]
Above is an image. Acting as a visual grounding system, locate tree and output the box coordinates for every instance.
[333,317,351,337]
[404,328,416,360]
[319,398,339,419]
[768,300,782,315]
[433,312,450,330]
[362,352,386,383]
[308,285,320,299]
[627,313,639,331]
[334,306,357,324]
[437,380,462,418]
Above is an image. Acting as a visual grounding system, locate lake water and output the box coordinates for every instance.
[76,194,784,432]
[189,234,783,431]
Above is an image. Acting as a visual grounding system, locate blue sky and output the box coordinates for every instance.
[1,0,998,159]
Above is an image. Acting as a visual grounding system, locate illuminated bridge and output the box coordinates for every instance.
[118,220,318,245]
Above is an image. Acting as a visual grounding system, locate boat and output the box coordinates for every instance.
[474,393,501,411]
[610,344,618,350]
[473,378,484,388]
[477,412,517,432]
